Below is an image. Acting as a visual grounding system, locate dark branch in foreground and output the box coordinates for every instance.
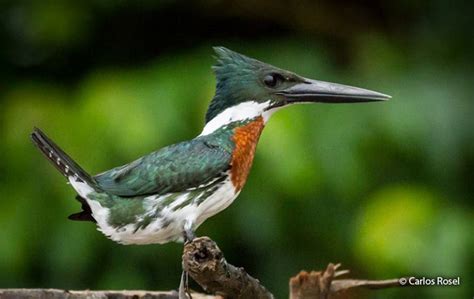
[1,236,407,299]
[0,289,216,299]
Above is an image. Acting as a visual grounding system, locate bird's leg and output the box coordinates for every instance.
[184,227,196,244]
[179,221,195,299]
[179,270,191,299]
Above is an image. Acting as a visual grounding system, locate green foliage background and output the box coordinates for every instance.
[0,1,472,298]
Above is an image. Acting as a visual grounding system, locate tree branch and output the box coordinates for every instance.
[1,237,408,299]
[182,236,274,299]
[289,263,404,299]
[0,289,217,299]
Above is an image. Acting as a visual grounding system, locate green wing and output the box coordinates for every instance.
[94,137,234,197]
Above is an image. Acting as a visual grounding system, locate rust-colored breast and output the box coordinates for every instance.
[230,116,265,191]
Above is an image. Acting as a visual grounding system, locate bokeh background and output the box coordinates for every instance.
[0,1,472,298]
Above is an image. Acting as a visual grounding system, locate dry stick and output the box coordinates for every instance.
[182,236,274,299]
[290,263,405,299]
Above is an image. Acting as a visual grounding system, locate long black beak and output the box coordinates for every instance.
[277,79,391,104]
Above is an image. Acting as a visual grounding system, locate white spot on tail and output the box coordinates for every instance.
[69,177,94,198]
[68,176,115,241]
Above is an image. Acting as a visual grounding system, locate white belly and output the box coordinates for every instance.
[71,176,239,245]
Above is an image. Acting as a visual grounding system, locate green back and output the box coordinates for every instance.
[94,124,238,197]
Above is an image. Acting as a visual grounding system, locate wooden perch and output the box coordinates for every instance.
[1,236,407,299]
[182,236,274,299]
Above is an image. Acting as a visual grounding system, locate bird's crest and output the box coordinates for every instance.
[206,47,271,123]
[212,47,261,76]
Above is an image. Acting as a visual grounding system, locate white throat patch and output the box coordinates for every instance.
[200,100,275,136]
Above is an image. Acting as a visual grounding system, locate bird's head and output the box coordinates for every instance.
[202,47,390,135]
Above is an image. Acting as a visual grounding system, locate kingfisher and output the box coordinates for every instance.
[31,47,389,245]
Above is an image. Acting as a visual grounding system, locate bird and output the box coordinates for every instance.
[31,46,389,246]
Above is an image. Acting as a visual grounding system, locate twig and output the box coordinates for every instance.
[290,263,405,299]
[182,236,274,299]
[331,277,401,292]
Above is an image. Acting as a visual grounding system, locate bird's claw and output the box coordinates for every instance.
[179,270,192,299]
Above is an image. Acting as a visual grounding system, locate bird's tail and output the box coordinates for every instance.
[31,128,97,189]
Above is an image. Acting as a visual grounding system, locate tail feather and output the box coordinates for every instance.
[31,128,98,223]
[31,127,97,189]
[68,195,96,222]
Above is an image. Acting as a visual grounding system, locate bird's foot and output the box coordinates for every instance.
[179,222,194,298]
[178,270,192,299]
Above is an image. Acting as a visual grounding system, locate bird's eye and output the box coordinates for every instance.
[263,74,283,88]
